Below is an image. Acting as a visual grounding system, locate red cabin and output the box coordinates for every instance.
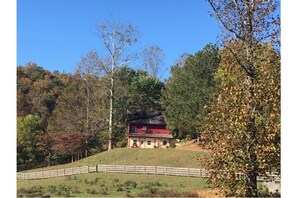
[127,111,173,148]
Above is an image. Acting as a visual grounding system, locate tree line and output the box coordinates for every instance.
[17,42,220,170]
[17,62,165,170]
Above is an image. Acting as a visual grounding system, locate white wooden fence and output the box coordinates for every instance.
[17,165,280,182]
[17,165,208,180]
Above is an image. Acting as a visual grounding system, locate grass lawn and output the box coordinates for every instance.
[23,148,210,172]
[17,172,211,197]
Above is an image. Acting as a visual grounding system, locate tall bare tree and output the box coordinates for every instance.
[77,50,100,134]
[141,45,165,78]
[206,0,280,196]
[97,22,139,151]
[76,50,106,156]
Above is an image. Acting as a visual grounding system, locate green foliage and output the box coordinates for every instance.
[17,186,45,197]
[161,44,220,139]
[128,73,164,111]
[112,67,164,147]
[169,142,176,148]
[17,114,44,169]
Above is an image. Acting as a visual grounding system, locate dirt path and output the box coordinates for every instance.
[175,141,210,152]
[196,189,222,197]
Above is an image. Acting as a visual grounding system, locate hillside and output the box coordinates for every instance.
[23,148,210,172]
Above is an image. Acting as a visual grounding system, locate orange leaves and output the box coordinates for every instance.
[202,42,280,196]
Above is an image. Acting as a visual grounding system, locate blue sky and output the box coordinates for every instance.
[17,0,221,79]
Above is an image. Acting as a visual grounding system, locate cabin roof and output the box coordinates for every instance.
[127,110,166,124]
[127,133,173,139]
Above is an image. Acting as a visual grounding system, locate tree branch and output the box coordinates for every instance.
[225,44,249,75]
[207,0,246,41]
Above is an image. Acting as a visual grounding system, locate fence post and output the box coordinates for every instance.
[154,166,156,175]
[96,165,98,172]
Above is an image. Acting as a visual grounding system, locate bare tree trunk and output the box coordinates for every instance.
[47,152,51,167]
[86,84,89,157]
[108,71,114,151]
[97,22,139,151]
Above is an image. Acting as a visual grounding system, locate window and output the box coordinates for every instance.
[142,126,147,130]
[133,140,137,145]
[147,141,151,145]
[131,126,136,133]
[140,140,144,144]
[163,140,167,145]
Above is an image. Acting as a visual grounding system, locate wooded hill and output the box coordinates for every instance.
[17,62,165,170]
[17,44,220,171]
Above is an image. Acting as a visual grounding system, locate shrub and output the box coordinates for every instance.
[148,187,158,194]
[84,179,89,184]
[47,185,56,194]
[169,142,176,148]
[116,186,125,192]
[137,189,200,197]
[17,186,45,197]
[123,180,138,189]
[115,140,128,148]
[99,187,109,195]
[94,177,100,183]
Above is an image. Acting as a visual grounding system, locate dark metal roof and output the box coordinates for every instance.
[127,110,166,124]
[127,133,173,139]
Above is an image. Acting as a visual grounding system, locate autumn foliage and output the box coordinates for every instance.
[54,131,90,163]
[203,43,280,196]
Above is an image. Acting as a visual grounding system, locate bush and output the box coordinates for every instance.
[98,187,109,195]
[115,140,128,148]
[17,186,45,197]
[47,185,56,194]
[137,189,200,197]
[123,180,138,189]
[169,142,176,148]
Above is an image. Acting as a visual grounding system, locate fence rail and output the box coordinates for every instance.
[17,165,209,180]
[17,165,280,182]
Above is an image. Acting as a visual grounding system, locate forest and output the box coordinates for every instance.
[17,43,221,170]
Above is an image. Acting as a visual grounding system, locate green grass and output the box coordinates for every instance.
[17,172,210,197]
[24,148,210,172]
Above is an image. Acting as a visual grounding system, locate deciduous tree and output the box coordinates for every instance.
[36,132,54,167]
[203,43,280,197]
[17,114,44,170]
[141,45,165,78]
[97,21,139,151]
[206,0,280,196]
[54,131,89,163]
